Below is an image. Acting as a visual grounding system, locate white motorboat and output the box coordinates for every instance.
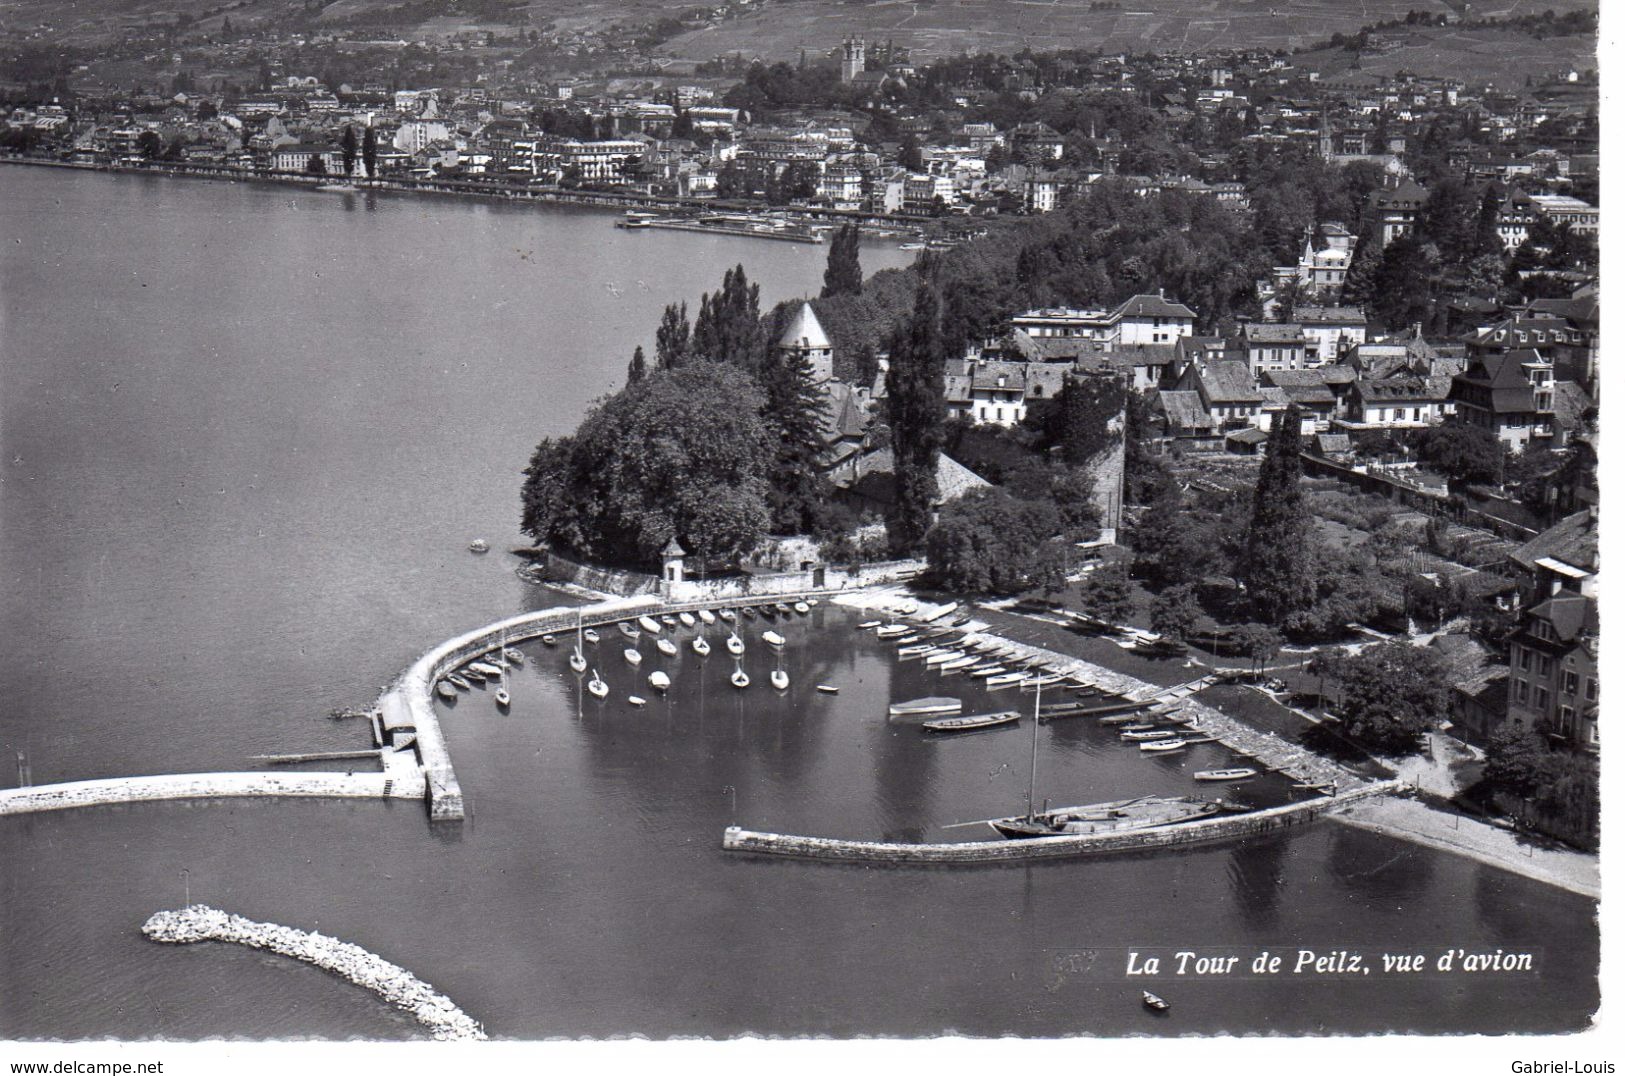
[638,615,662,634]
[763,630,786,647]
[624,647,643,666]
[770,669,789,691]
[679,612,697,628]
[648,670,671,692]
[697,609,717,625]
[657,638,678,657]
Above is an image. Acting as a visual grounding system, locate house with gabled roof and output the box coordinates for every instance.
[1338,375,1455,432]
[1449,349,1555,453]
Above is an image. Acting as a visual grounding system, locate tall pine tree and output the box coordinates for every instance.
[341,125,358,176]
[884,284,947,554]
[760,343,830,533]
[1240,403,1315,623]
[627,345,648,385]
[820,223,863,298]
[691,264,765,370]
[361,125,377,178]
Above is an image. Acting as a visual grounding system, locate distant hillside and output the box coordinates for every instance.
[1295,23,1596,89]
[657,0,1597,64]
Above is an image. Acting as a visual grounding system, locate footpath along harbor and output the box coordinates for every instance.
[143,905,485,1040]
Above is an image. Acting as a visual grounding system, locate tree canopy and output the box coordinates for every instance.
[1314,642,1447,754]
[925,487,1068,595]
[520,363,772,568]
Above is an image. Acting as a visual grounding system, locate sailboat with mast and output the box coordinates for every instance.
[986,678,1223,838]
[570,610,588,674]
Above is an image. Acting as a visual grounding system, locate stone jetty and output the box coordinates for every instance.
[725,781,1401,864]
[834,589,1361,791]
[142,905,486,1041]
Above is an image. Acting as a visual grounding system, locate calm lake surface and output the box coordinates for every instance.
[0,166,1598,1039]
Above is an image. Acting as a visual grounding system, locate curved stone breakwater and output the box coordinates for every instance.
[142,905,486,1041]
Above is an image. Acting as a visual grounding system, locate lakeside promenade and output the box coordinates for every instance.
[0,154,934,236]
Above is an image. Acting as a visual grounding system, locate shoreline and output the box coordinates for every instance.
[1334,797,1599,899]
[0,154,938,238]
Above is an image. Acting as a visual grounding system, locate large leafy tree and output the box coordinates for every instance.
[1416,418,1504,488]
[1078,562,1134,624]
[1048,372,1126,467]
[519,364,772,568]
[1318,641,1448,754]
[925,488,1067,595]
[1150,583,1201,642]
[883,283,947,553]
[820,223,863,298]
[1240,404,1315,623]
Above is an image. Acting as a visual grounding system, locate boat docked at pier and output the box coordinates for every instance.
[922,710,1019,734]
[988,795,1224,839]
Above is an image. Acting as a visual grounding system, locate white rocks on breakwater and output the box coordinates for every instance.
[142,904,486,1041]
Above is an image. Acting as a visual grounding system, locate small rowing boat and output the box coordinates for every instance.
[447,674,470,691]
[984,672,1026,689]
[924,649,961,666]
[698,609,717,625]
[816,684,839,694]
[1142,991,1170,1012]
[502,647,524,665]
[628,695,647,707]
[898,644,935,659]
[638,615,662,634]
[540,634,557,646]
[648,670,671,692]
[858,620,882,630]
[469,661,501,677]
[678,611,696,628]
[922,710,1018,733]
[793,601,810,614]
[1122,729,1177,742]
[624,648,643,666]
[656,638,678,657]
[888,696,962,718]
[618,621,639,639]
[1193,768,1258,782]
[436,682,458,700]
[939,655,977,672]
[876,624,910,639]
[762,630,785,647]
[583,628,600,645]
[1140,739,1188,752]
[719,609,736,622]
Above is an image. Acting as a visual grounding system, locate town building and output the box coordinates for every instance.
[1449,349,1555,453]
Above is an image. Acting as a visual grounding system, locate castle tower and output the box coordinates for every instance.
[777,302,834,384]
[840,37,866,83]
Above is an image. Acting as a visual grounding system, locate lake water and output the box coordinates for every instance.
[0,166,1599,1039]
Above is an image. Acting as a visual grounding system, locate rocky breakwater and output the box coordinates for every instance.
[143,905,486,1041]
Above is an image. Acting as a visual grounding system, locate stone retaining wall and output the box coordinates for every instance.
[722,781,1400,864]
[143,904,485,1040]
[0,772,421,818]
